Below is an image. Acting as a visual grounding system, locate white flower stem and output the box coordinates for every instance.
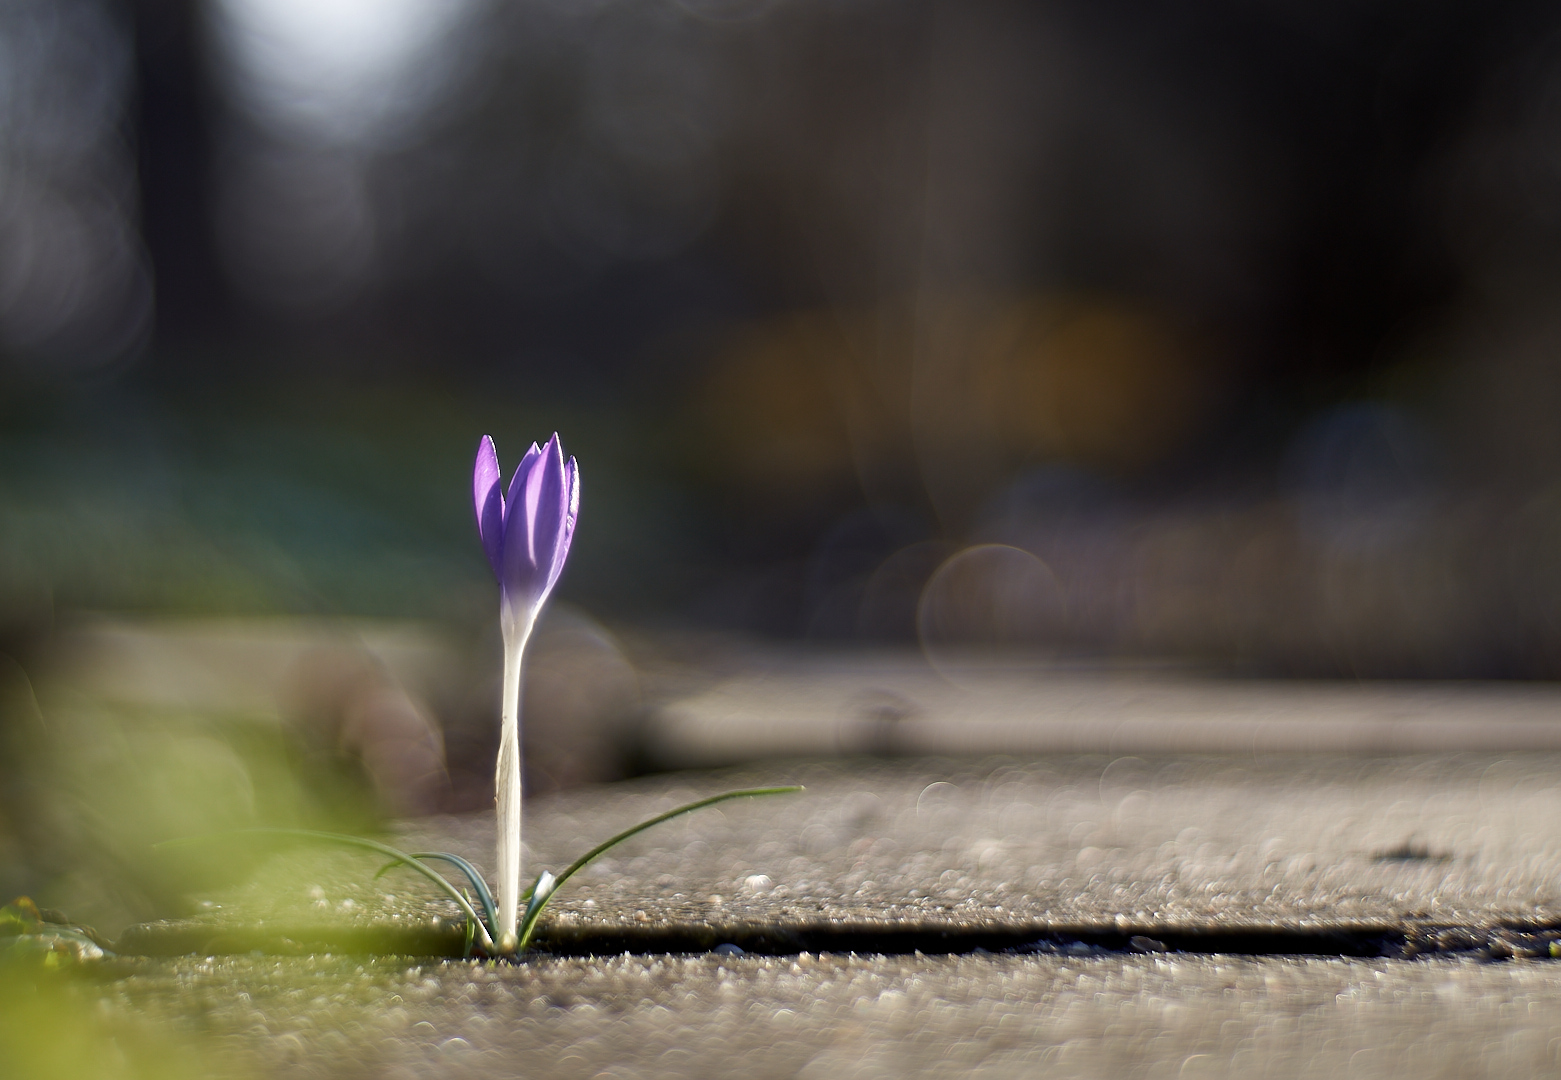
[495,606,535,954]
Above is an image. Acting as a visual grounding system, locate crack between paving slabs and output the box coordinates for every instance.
[110,918,1561,961]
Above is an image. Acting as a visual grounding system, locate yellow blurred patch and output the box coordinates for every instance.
[0,968,212,1080]
[694,294,1221,521]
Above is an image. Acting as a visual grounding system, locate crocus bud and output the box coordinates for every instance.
[474,433,580,623]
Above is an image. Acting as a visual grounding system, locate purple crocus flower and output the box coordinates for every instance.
[472,432,579,952]
[473,433,580,623]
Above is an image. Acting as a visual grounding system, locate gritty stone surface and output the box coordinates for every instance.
[96,951,1561,1079]
[500,753,1561,933]
[58,659,1561,1079]
[65,749,1561,1078]
[122,751,1561,954]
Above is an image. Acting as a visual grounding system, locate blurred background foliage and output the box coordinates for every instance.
[7,0,1561,928]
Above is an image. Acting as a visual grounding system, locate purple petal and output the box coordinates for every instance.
[501,438,556,602]
[543,455,580,597]
[504,441,542,512]
[496,434,579,610]
[528,434,569,570]
[473,436,505,581]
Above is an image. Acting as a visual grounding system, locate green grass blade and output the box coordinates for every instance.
[154,827,497,953]
[517,786,802,949]
[401,852,499,935]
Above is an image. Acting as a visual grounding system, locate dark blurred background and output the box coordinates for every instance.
[8,0,1561,926]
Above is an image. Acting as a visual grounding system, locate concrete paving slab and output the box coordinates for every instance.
[95,951,1561,1079]
[59,744,1561,1079]
[122,752,1561,954]
[55,669,1561,1079]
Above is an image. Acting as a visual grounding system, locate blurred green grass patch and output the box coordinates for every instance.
[1,656,383,938]
[0,960,217,1080]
